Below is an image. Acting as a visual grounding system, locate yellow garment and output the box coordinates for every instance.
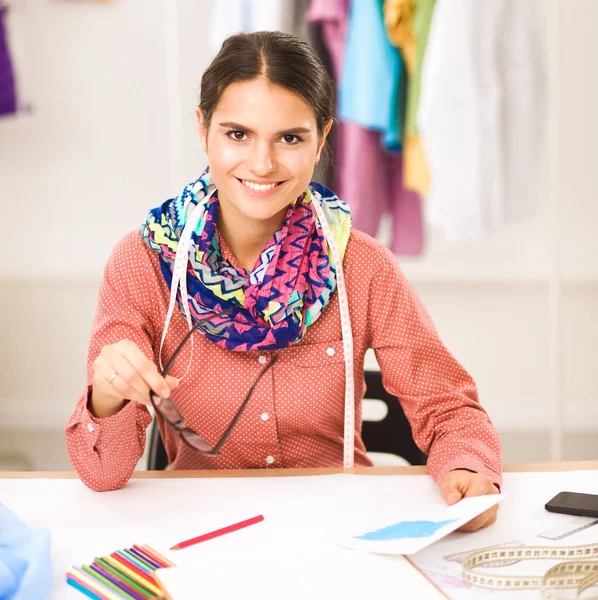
[384,0,434,196]
[403,134,430,197]
[383,0,417,74]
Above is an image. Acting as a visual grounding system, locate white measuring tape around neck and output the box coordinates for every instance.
[462,543,598,598]
[161,185,357,468]
[309,190,355,468]
[159,181,217,378]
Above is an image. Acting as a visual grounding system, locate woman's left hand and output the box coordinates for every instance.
[439,469,500,532]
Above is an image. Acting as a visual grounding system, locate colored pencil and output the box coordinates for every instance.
[67,577,103,600]
[94,558,153,599]
[112,552,158,584]
[128,547,162,571]
[119,549,154,574]
[68,567,126,600]
[77,566,134,600]
[68,544,173,600]
[81,564,137,600]
[139,544,176,568]
[103,555,163,596]
[170,514,264,550]
[88,563,146,600]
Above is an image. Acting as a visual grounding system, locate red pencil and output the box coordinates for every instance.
[170,515,264,551]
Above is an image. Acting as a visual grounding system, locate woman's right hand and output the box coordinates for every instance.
[90,339,178,418]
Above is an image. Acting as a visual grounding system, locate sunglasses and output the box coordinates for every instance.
[150,312,278,456]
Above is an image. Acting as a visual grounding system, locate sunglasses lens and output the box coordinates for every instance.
[152,394,183,425]
[180,429,217,454]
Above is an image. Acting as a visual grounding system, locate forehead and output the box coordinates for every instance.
[213,79,316,130]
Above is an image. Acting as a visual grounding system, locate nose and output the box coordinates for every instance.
[247,140,276,176]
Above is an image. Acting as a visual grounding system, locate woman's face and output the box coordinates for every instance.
[197,78,331,229]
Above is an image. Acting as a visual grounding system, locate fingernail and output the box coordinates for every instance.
[448,493,461,503]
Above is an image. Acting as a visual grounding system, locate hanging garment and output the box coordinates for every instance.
[309,0,423,255]
[383,0,416,73]
[0,5,17,116]
[306,0,350,188]
[418,0,547,241]
[385,0,435,196]
[307,0,350,79]
[336,121,423,255]
[209,0,296,53]
[338,0,405,151]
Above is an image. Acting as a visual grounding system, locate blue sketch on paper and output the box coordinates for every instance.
[355,519,456,541]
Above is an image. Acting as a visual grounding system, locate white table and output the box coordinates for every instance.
[2,462,598,600]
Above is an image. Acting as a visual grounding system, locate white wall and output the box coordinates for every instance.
[1,0,597,470]
[0,0,181,278]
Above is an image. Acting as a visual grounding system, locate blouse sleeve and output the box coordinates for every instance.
[65,233,158,492]
[366,246,502,487]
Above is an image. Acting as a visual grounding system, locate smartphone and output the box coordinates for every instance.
[545,491,598,518]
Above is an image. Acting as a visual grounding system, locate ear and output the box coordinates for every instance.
[196,108,208,153]
[315,119,334,164]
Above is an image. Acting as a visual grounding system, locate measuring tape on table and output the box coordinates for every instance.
[462,543,598,598]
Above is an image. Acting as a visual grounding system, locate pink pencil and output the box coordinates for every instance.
[170,515,264,551]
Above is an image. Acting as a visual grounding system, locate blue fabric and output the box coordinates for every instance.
[0,504,51,600]
[338,0,404,150]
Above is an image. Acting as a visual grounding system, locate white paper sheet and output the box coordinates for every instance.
[155,548,446,600]
[337,495,506,555]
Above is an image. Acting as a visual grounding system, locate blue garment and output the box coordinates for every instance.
[338,0,404,150]
[0,504,51,600]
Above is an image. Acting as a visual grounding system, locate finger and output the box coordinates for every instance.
[100,352,152,406]
[110,352,154,404]
[165,375,179,391]
[461,480,493,498]
[458,506,499,533]
[116,340,170,398]
[93,353,123,399]
[439,477,463,505]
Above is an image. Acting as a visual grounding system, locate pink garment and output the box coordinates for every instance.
[307,0,424,256]
[65,230,501,492]
[336,121,423,255]
[307,0,350,79]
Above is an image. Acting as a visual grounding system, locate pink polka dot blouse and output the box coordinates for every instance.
[65,229,502,492]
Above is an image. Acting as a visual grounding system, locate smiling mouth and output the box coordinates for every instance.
[236,178,284,192]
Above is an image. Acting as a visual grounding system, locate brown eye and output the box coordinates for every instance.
[282,134,301,145]
[228,130,247,141]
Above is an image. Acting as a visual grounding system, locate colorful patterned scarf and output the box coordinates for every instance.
[141,170,351,352]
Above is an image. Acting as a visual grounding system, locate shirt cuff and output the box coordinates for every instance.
[66,386,146,451]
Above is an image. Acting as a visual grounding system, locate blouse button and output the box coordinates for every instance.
[326,347,336,356]
[87,423,95,433]
[260,412,270,422]
[258,355,267,364]
[266,455,275,465]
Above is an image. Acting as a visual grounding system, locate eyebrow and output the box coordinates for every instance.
[217,121,313,136]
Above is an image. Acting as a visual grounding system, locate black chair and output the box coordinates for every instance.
[147,370,427,470]
[360,370,427,466]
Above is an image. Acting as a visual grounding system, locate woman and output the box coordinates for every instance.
[66,32,501,531]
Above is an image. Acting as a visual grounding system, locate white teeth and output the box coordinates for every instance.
[241,179,278,191]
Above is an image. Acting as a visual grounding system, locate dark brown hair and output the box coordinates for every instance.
[199,31,335,138]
